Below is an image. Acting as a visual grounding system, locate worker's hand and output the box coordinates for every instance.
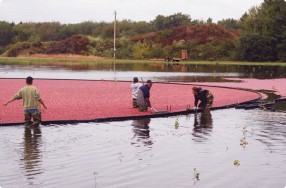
[193,106,198,110]
[3,102,8,106]
[43,104,47,109]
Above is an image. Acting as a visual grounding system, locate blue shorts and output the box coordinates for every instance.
[24,109,40,115]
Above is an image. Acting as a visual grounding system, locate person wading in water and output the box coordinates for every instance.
[192,86,214,111]
[3,76,47,126]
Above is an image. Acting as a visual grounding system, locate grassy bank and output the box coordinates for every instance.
[0,56,286,66]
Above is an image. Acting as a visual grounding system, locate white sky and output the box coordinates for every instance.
[0,0,264,23]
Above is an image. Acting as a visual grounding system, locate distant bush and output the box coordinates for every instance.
[3,35,90,57]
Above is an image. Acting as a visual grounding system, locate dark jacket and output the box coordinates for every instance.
[194,90,209,107]
[137,85,150,107]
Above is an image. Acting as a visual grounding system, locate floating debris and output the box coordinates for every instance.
[242,126,247,135]
[251,128,255,135]
[240,137,248,146]
[193,168,200,181]
[118,152,124,162]
[174,118,179,129]
[234,160,240,166]
[93,171,98,188]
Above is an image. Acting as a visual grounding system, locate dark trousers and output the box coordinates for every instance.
[24,109,41,126]
[132,99,138,108]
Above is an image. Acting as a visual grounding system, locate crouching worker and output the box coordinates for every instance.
[130,77,142,108]
[3,76,47,126]
[137,80,152,112]
[192,87,214,111]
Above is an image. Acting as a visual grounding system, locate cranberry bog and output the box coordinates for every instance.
[0,79,261,125]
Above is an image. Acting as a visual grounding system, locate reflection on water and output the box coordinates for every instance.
[1,62,285,78]
[193,110,213,129]
[274,101,286,112]
[1,63,286,82]
[131,118,152,145]
[192,110,213,141]
[0,109,286,187]
[0,63,239,82]
[21,126,43,179]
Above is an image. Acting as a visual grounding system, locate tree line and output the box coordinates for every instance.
[0,0,285,62]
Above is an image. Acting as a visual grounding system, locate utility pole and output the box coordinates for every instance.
[113,10,117,59]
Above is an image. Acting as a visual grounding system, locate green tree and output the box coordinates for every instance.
[12,23,38,43]
[217,18,239,30]
[117,37,134,59]
[132,40,151,59]
[206,18,213,24]
[148,44,164,58]
[238,0,286,61]
[36,22,61,41]
[77,21,97,35]
[259,0,286,61]
[152,13,192,30]
[58,24,78,40]
[236,33,277,62]
[101,24,114,38]
[0,21,14,47]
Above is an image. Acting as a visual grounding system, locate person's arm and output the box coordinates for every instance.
[38,99,47,109]
[146,98,151,107]
[194,95,199,108]
[3,91,22,106]
[198,91,207,107]
[3,98,17,106]
[145,88,151,107]
[35,89,47,109]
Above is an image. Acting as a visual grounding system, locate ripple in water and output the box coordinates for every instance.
[0,108,286,188]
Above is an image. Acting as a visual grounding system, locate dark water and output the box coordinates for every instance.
[1,62,286,82]
[0,63,286,187]
[0,109,285,188]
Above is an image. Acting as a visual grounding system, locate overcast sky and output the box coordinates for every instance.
[0,0,264,23]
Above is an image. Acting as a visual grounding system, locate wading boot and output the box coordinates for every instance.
[24,113,32,126]
[31,112,41,127]
[139,105,148,112]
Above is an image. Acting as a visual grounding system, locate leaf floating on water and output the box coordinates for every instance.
[193,168,200,181]
[118,152,124,162]
[234,160,240,166]
[174,118,180,129]
[240,137,248,146]
[242,126,248,135]
[251,128,254,135]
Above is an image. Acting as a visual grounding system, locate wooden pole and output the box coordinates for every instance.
[113,10,117,59]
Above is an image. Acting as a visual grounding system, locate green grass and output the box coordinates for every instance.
[0,56,286,66]
[0,57,155,65]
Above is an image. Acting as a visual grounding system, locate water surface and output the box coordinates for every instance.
[1,62,286,82]
[0,109,285,188]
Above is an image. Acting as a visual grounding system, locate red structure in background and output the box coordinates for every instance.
[0,79,261,125]
[182,50,188,60]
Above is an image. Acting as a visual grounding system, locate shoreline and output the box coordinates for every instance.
[0,55,286,66]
